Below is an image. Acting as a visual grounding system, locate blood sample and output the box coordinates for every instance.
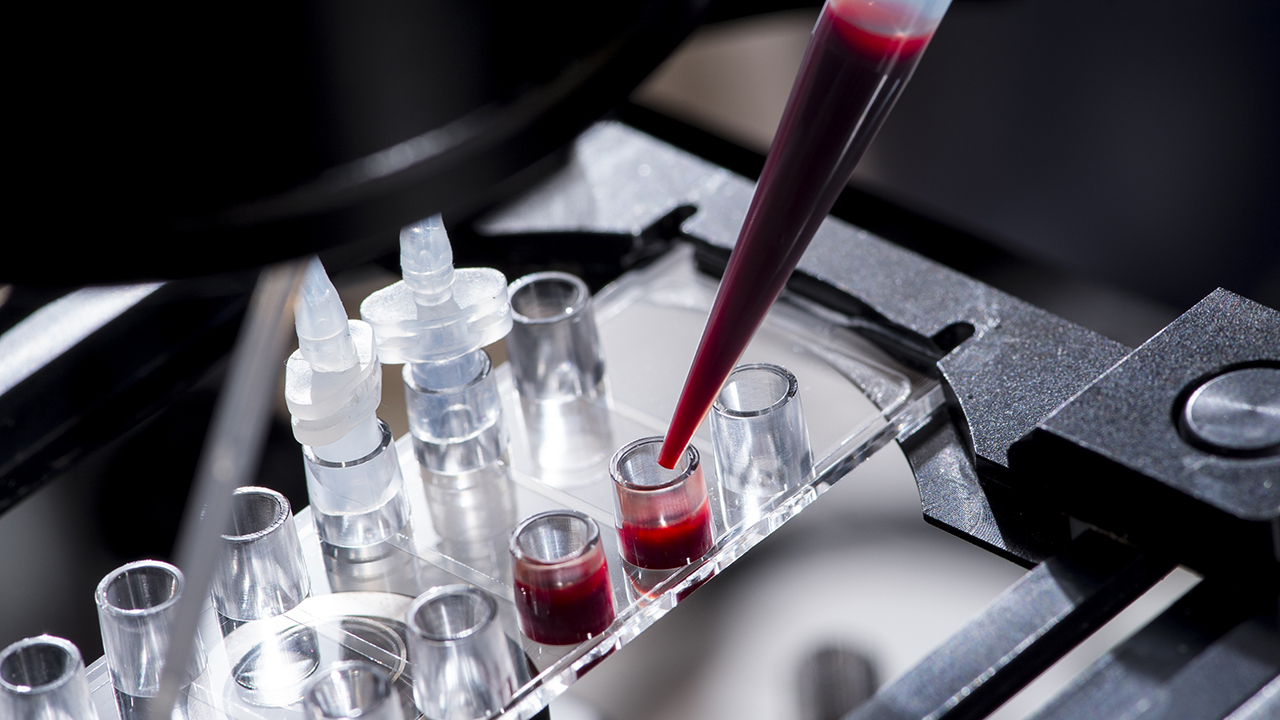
[610,438,714,569]
[511,511,616,645]
[659,0,951,468]
[617,498,713,570]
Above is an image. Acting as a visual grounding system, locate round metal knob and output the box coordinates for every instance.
[1182,366,1280,456]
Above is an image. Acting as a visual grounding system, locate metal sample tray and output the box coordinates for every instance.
[85,244,942,720]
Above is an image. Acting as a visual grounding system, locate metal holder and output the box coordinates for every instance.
[211,486,311,626]
[406,586,524,720]
[303,419,411,548]
[1,635,98,720]
[510,511,615,645]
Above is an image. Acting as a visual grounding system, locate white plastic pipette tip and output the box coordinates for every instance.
[285,257,383,452]
[295,257,359,373]
[400,214,456,304]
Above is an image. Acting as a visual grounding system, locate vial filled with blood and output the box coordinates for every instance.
[510,511,616,645]
[610,437,714,570]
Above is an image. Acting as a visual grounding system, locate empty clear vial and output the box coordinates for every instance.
[361,216,513,476]
[0,635,99,720]
[405,586,525,720]
[211,486,311,629]
[302,662,405,720]
[95,560,203,720]
[287,258,411,548]
[711,363,813,496]
[506,272,613,481]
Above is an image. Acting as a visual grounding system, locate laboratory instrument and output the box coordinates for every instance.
[661,0,953,467]
[505,272,613,482]
[287,258,411,548]
[710,363,813,496]
[210,486,311,629]
[406,586,527,720]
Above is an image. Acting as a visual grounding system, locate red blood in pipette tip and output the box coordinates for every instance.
[515,562,615,645]
[618,498,713,569]
[658,0,935,469]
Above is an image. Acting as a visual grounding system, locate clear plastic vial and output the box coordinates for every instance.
[506,272,613,480]
[711,363,813,496]
[211,487,311,626]
[610,437,714,569]
[303,419,411,548]
[510,510,615,645]
[405,586,525,720]
[0,635,99,720]
[95,560,202,720]
[405,351,508,475]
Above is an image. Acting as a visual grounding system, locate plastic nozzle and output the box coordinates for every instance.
[400,215,456,305]
[286,258,382,449]
[296,257,359,373]
[361,216,512,365]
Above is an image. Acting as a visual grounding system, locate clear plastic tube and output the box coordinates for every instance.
[302,662,405,720]
[94,561,203,720]
[404,351,507,474]
[405,586,524,720]
[422,460,518,583]
[610,437,714,569]
[0,635,99,720]
[211,486,311,626]
[711,363,813,496]
[510,510,615,645]
[303,419,411,547]
[659,0,953,468]
[506,272,613,481]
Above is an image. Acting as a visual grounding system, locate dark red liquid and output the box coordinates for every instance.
[619,499,713,569]
[515,563,615,645]
[659,1,937,468]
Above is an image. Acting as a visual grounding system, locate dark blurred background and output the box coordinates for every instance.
[638,0,1280,315]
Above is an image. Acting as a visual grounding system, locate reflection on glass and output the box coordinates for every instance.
[421,459,518,583]
[231,625,320,708]
[322,529,424,597]
[303,662,405,720]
